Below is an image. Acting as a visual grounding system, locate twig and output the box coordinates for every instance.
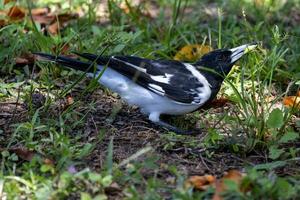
[199,154,210,171]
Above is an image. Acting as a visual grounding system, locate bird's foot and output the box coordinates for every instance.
[154,120,201,135]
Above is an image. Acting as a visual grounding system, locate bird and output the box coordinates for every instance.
[34,43,257,134]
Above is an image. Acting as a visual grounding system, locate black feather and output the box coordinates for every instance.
[34,52,95,73]
[75,53,204,104]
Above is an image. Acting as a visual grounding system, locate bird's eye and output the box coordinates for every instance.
[217,54,227,61]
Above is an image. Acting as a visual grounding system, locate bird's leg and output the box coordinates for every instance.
[154,120,195,135]
[149,113,198,135]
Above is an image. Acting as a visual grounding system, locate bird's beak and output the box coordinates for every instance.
[230,43,257,63]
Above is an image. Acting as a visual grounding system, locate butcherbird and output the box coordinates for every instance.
[34,43,257,134]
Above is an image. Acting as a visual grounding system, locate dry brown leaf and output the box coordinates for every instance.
[283,96,300,109]
[119,2,131,14]
[15,53,35,66]
[184,170,245,200]
[283,91,300,109]
[52,43,70,55]
[56,13,78,23]
[30,7,53,25]
[60,44,70,54]
[48,21,59,34]
[43,158,55,166]
[212,170,244,200]
[7,6,25,20]
[174,44,213,62]
[3,147,55,165]
[0,19,7,27]
[15,57,30,64]
[32,14,54,25]
[119,0,153,18]
[66,95,74,106]
[202,97,231,109]
[8,147,35,161]
[2,4,78,34]
[104,182,122,195]
[185,175,216,190]
[0,10,7,16]
[31,7,50,16]
[46,13,78,35]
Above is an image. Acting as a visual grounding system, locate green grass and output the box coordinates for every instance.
[1,0,300,199]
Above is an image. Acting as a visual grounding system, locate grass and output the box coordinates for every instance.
[1,0,300,199]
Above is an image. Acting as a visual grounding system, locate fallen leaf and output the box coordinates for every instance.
[0,19,7,27]
[8,147,35,161]
[56,13,78,23]
[184,170,246,199]
[212,170,244,200]
[0,9,6,27]
[185,175,216,190]
[15,53,35,66]
[0,10,7,16]
[31,7,50,16]
[283,91,300,109]
[104,182,122,195]
[66,95,74,106]
[202,97,231,109]
[32,14,54,24]
[283,96,300,109]
[46,13,78,35]
[48,21,59,34]
[2,147,55,164]
[174,44,213,62]
[52,43,70,55]
[31,8,53,25]
[7,6,25,20]
[44,158,55,166]
[119,0,153,19]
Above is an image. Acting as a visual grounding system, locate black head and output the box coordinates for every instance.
[196,43,257,77]
[194,43,257,101]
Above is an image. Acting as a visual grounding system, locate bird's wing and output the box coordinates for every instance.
[75,53,209,104]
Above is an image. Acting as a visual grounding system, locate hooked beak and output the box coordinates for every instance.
[230,42,257,63]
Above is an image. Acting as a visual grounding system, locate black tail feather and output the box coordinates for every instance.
[34,52,95,73]
[74,52,110,65]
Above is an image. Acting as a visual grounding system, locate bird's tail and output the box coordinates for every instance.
[34,52,95,73]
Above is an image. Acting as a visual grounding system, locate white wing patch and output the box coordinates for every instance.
[150,74,173,84]
[148,83,165,95]
[183,63,211,87]
[183,63,212,104]
[112,56,147,73]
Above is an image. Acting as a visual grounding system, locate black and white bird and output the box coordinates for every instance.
[34,43,257,134]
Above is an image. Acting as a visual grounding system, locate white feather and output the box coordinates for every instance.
[148,83,165,95]
[112,56,147,73]
[150,74,173,84]
[183,63,212,104]
[87,65,202,118]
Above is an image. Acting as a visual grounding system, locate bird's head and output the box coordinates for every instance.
[196,43,257,77]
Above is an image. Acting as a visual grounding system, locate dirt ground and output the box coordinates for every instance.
[0,87,268,174]
[1,80,300,200]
